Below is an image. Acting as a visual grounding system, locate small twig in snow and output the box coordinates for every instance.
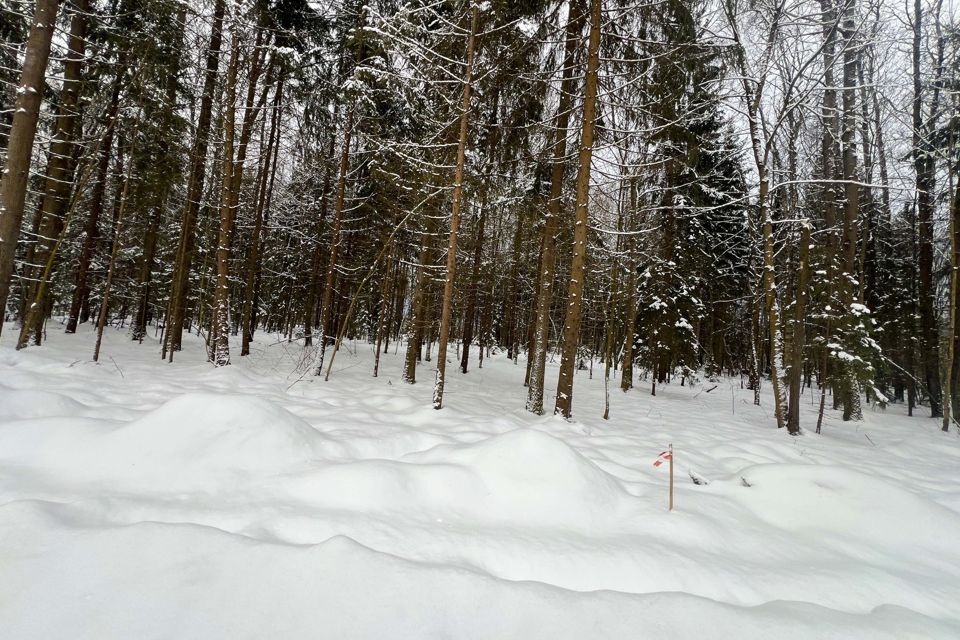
[108,356,124,378]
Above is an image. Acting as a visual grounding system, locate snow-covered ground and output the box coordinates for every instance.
[1,322,959,639]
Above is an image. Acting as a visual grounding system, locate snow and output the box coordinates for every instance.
[1,322,959,638]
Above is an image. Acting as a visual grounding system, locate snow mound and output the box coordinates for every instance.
[0,387,88,420]
[0,393,339,494]
[117,393,331,469]
[737,464,960,554]
[407,427,631,507]
[277,429,636,528]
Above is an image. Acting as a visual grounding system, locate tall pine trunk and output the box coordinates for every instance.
[944,152,959,431]
[133,9,185,343]
[93,120,140,362]
[241,76,283,356]
[787,221,811,434]
[554,0,601,419]
[373,235,397,378]
[526,0,585,414]
[503,210,523,360]
[314,106,354,374]
[0,0,59,336]
[432,2,479,410]
[67,67,122,334]
[459,205,485,374]
[912,0,942,417]
[19,0,89,346]
[131,205,162,343]
[403,211,437,383]
[163,0,226,360]
[211,32,241,366]
[211,25,269,365]
[303,128,335,349]
[620,178,638,391]
[838,0,861,421]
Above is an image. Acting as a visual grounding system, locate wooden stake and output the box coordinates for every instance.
[669,443,674,512]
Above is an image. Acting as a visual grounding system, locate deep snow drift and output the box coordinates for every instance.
[1,323,959,639]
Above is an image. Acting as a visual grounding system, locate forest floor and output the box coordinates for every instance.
[1,321,959,639]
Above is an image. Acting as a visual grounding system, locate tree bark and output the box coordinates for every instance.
[314,106,354,374]
[459,204,485,373]
[210,31,241,366]
[912,0,942,417]
[944,147,959,431]
[164,0,226,359]
[787,221,811,434]
[241,75,283,356]
[133,7,186,343]
[527,0,585,413]
[838,0,861,421]
[303,128,335,349]
[620,178,638,391]
[0,0,59,336]
[432,2,479,410]
[403,212,437,383]
[554,0,601,419]
[18,0,89,345]
[131,204,162,343]
[211,24,270,365]
[502,208,523,360]
[93,121,139,362]
[373,235,396,377]
[67,66,123,334]
[602,211,622,419]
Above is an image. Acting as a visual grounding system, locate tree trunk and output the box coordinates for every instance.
[944,153,959,431]
[913,0,942,417]
[432,2,479,410]
[314,106,354,374]
[373,237,396,378]
[67,66,123,334]
[478,233,496,369]
[602,219,622,419]
[164,0,226,359]
[759,178,786,429]
[554,0,601,419]
[93,124,139,362]
[620,179,638,391]
[0,0,59,336]
[131,205,162,342]
[838,0,861,421]
[503,209,524,360]
[526,0,585,414]
[403,211,437,383]
[303,130,335,349]
[18,0,89,345]
[787,221,811,434]
[459,204,486,374]
[210,31,241,366]
[211,24,270,365]
[241,76,283,356]
[133,9,185,343]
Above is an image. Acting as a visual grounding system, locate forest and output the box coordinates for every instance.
[2,1,960,636]
[1,0,958,431]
